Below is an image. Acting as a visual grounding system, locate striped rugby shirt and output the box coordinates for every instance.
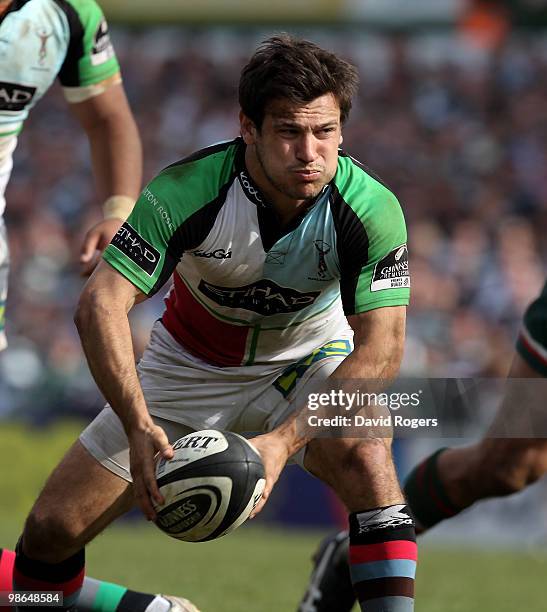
[103,138,410,369]
[0,0,120,216]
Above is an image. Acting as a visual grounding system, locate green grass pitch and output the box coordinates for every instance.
[1,422,546,611]
[3,520,545,611]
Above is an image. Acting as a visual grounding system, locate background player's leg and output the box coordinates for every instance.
[304,437,416,612]
[407,352,547,532]
[0,549,191,612]
[298,348,547,611]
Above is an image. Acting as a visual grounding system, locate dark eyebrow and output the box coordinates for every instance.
[272,119,339,130]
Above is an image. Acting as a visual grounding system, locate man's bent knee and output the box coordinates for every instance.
[476,439,547,497]
[21,440,133,563]
[305,437,400,510]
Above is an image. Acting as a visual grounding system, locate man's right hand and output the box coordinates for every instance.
[128,423,174,520]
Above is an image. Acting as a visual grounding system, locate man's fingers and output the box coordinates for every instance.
[250,485,270,519]
[80,230,100,263]
[133,475,157,521]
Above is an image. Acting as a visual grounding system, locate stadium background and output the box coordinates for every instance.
[2,1,547,609]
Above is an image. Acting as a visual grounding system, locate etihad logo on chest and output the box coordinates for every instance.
[0,82,36,111]
[198,278,320,315]
[192,248,232,259]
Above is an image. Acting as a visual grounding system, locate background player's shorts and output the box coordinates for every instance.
[0,219,8,351]
[516,281,547,376]
[80,320,353,482]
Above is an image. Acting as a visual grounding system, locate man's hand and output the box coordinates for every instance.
[128,423,174,521]
[248,431,292,519]
[80,217,123,276]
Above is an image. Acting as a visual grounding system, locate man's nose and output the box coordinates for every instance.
[295,134,317,163]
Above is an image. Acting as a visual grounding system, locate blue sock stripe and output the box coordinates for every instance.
[350,559,417,582]
[362,595,415,612]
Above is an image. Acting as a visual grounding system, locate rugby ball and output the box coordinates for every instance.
[153,430,265,542]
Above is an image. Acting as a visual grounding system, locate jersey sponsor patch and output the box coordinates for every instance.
[198,278,320,315]
[370,243,410,292]
[0,82,37,111]
[90,18,115,66]
[110,222,160,276]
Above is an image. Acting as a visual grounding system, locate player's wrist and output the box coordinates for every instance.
[102,195,135,221]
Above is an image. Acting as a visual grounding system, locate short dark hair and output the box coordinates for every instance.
[239,34,359,129]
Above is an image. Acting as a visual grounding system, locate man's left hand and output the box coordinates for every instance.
[80,217,123,276]
[248,431,292,519]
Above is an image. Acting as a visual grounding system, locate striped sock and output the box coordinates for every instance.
[0,548,16,612]
[349,505,417,611]
[0,548,172,612]
[46,580,169,612]
[13,540,84,610]
[404,448,462,533]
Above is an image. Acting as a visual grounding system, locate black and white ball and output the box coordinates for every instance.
[153,430,265,542]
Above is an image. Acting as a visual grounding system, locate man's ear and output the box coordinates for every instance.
[240,111,257,145]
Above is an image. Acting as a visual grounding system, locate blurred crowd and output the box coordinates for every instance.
[1,27,546,420]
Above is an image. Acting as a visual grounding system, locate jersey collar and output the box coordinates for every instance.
[234,137,331,212]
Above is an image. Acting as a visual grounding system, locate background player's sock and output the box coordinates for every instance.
[13,540,84,610]
[1,549,175,612]
[403,448,463,533]
[348,505,416,612]
[78,579,170,612]
[0,548,15,611]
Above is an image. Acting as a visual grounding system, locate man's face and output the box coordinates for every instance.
[241,93,342,205]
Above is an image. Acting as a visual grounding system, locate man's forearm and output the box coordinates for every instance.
[74,292,149,433]
[86,108,142,205]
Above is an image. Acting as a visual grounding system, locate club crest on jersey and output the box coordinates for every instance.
[110,222,160,276]
[308,240,333,281]
[370,243,410,292]
[198,278,320,315]
[0,82,36,111]
[35,27,52,65]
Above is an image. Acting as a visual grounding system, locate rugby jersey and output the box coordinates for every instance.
[0,0,120,215]
[103,138,410,368]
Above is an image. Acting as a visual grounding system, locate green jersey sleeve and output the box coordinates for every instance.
[57,0,120,88]
[102,143,239,295]
[334,155,410,315]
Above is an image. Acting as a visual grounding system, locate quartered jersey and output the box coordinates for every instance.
[103,138,410,369]
[0,0,120,215]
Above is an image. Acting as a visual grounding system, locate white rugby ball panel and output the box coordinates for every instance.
[156,430,229,479]
[153,430,265,542]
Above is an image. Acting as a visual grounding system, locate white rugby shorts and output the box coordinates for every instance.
[80,319,353,481]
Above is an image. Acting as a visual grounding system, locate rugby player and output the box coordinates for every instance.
[0,0,141,351]
[13,35,415,612]
[1,1,197,610]
[298,286,547,612]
